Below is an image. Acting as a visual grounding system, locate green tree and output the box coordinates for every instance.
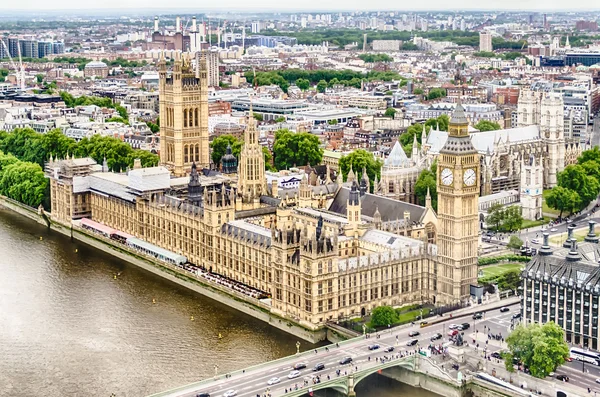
[507,235,523,250]
[316,80,328,93]
[485,204,523,232]
[370,306,398,327]
[557,164,600,210]
[131,150,159,168]
[485,203,504,231]
[105,116,129,124]
[210,135,243,168]
[0,159,48,208]
[262,146,274,170]
[274,116,286,123]
[35,74,44,83]
[272,130,323,170]
[413,88,424,95]
[546,186,581,218]
[338,149,382,192]
[474,120,501,132]
[295,78,310,91]
[505,322,569,378]
[384,107,397,118]
[253,113,263,122]
[415,168,437,211]
[427,88,446,101]
[497,269,522,292]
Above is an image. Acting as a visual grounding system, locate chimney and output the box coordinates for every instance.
[154,17,159,33]
[585,221,599,243]
[192,16,197,33]
[133,158,142,169]
[176,17,181,33]
[563,225,575,248]
[539,232,552,256]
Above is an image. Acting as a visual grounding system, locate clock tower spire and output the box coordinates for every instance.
[437,100,480,303]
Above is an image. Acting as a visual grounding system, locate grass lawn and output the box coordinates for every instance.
[548,224,600,246]
[521,217,551,230]
[396,308,430,324]
[542,190,560,218]
[479,263,524,278]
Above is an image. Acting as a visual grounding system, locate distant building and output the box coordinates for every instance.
[251,22,261,34]
[38,41,53,58]
[575,20,598,31]
[84,61,109,79]
[196,50,219,87]
[20,39,38,58]
[371,40,401,52]
[479,32,493,52]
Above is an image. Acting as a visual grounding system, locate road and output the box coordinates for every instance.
[170,303,522,397]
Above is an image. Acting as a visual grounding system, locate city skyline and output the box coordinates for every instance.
[2,0,600,12]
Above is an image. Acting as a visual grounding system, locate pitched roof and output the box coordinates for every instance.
[449,102,469,124]
[328,187,427,223]
[384,141,410,168]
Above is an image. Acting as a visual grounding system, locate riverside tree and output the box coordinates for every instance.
[504,322,569,378]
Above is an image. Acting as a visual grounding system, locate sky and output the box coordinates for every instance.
[1,0,600,11]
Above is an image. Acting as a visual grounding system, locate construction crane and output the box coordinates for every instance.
[1,40,25,91]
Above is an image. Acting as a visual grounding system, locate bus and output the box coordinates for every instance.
[475,373,535,397]
[569,347,600,366]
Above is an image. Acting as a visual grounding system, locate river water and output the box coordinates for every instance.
[0,209,440,397]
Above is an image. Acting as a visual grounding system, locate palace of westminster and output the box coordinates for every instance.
[45,53,567,329]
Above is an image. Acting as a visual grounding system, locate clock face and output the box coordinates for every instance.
[463,169,476,186]
[441,168,454,186]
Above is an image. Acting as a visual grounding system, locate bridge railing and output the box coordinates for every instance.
[147,333,368,397]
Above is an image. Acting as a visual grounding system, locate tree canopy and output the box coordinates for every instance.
[485,204,523,232]
[427,88,446,101]
[384,108,397,118]
[210,135,243,168]
[545,186,581,217]
[295,78,310,91]
[415,161,438,211]
[474,120,501,132]
[0,151,47,208]
[339,149,382,192]
[507,235,523,250]
[557,164,599,210]
[272,130,323,170]
[370,306,398,328]
[358,53,393,63]
[505,322,569,378]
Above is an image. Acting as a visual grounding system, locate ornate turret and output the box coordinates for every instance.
[221,144,238,174]
[237,99,267,207]
[347,165,355,183]
[316,215,324,240]
[359,167,369,196]
[349,180,360,206]
[188,162,202,206]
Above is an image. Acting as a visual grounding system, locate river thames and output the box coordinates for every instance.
[0,208,439,397]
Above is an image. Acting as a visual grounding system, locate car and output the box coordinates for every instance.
[531,238,540,244]
[409,331,420,337]
[288,370,301,379]
[448,324,460,330]
[223,391,237,397]
[385,346,395,352]
[461,323,470,330]
[407,339,419,346]
[551,228,558,232]
[196,394,210,397]
[448,330,458,337]
[340,357,353,365]
[267,377,280,385]
[472,312,483,320]
[512,313,521,319]
[500,307,510,313]
[368,344,380,350]
[491,352,503,359]
[313,363,325,371]
[556,375,569,382]
[564,357,572,362]
[293,362,307,370]
[431,333,443,341]
[420,321,429,327]
[596,378,600,384]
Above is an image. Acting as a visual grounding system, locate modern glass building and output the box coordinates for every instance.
[565,52,600,67]
[521,223,600,349]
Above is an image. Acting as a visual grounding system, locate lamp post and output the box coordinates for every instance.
[296,341,301,355]
[362,323,367,336]
[214,364,219,378]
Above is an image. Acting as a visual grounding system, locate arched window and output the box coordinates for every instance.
[195,108,199,126]
[184,146,189,163]
[183,109,188,128]
[195,144,200,162]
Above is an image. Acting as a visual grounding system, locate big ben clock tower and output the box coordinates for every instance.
[437,101,480,303]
